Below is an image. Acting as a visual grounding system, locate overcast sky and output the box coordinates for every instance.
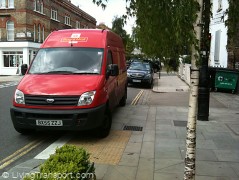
[70,0,135,34]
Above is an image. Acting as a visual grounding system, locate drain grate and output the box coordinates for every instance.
[176,89,184,91]
[173,120,187,127]
[123,125,143,131]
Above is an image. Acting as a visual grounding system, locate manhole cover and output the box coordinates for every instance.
[123,125,143,131]
[173,120,187,127]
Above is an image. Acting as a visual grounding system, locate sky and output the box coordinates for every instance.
[70,0,135,35]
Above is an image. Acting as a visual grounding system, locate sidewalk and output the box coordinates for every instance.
[1,72,239,180]
[0,75,23,83]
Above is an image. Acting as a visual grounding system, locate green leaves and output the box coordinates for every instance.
[226,0,239,43]
[133,0,200,59]
[92,0,207,69]
[23,145,94,180]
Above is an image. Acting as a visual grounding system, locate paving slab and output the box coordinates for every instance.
[118,153,140,167]
[140,141,154,158]
[214,150,239,162]
[102,165,137,180]
[136,158,154,180]
[196,161,238,178]
[155,147,183,160]
[154,159,184,173]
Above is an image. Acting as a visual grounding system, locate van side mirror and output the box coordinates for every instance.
[106,64,119,78]
[21,64,28,75]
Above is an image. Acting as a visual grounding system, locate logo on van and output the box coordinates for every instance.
[46,98,55,104]
[61,33,88,43]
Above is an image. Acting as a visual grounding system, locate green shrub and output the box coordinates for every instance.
[24,145,95,180]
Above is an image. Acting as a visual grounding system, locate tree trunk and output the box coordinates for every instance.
[184,0,203,179]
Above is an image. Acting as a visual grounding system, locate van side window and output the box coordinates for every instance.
[106,50,113,75]
[107,50,113,65]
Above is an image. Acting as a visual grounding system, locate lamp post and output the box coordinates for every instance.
[197,0,211,121]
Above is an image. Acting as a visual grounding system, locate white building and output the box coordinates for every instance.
[0,42,39,75]
[209,0,229,67]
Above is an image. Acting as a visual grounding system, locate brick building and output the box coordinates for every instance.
[0,0,96,75]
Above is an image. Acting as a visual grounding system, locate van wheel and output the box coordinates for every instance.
[119,87,127,107]
[97,109,112,138]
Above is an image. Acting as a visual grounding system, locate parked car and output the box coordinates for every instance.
[10,29,128,138]
[127,61,154,88]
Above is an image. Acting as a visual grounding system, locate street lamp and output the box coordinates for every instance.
[197,0,211,121]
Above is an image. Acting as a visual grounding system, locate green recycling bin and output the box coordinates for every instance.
[215,70,239,93]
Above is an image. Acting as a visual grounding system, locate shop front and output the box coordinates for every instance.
[0,42,40,75]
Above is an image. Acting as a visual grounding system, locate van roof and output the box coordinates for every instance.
[41,29,124,49]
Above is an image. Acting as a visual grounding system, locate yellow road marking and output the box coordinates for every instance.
[0,138,44,170]
[131,90,144,105]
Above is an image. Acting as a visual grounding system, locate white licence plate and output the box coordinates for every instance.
[132,79,141,83]
[36,120,63,126]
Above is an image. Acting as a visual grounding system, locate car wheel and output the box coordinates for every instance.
[119,87,127,106]
[148,79,153,88]
[96,108,112,138]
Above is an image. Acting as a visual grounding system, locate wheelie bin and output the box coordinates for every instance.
[214,69,239,93]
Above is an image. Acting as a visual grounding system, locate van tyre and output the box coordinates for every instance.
[119,87,127,107]
[97,108,112,138]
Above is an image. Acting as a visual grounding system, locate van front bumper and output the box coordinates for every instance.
[10,104,106,131]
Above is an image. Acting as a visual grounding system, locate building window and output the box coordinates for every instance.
[33,24,36,42]
[6,20,14,41]
[8,0,14,8]
[42,26,44,42]
[0,0,14,8]
[34,0,43,13]
[38,24,41,42]
[65,16,71,26]
[3,51,23,67]
[51,9,58,20]
[76,21,80,29]
[214,30,221,63]
[0,0,6,8]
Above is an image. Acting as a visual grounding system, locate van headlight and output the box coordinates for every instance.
[78,91,96,106]
[15,89,25,104]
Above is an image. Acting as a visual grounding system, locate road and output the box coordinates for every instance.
[0,83,148,174]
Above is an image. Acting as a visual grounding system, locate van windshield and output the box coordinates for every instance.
[28,48,104,74]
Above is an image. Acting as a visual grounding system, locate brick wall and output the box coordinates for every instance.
[0,0,96,42]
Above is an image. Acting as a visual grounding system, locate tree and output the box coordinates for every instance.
[225,0,239,69]
[112,16,128,47]
[111,16,135,59]
[96,22,110,30]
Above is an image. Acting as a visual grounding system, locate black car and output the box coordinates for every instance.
[127,61,154,88]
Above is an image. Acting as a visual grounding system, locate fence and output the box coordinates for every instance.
[178,63,191,85]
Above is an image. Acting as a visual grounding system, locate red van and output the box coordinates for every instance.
[10,29,127,138]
